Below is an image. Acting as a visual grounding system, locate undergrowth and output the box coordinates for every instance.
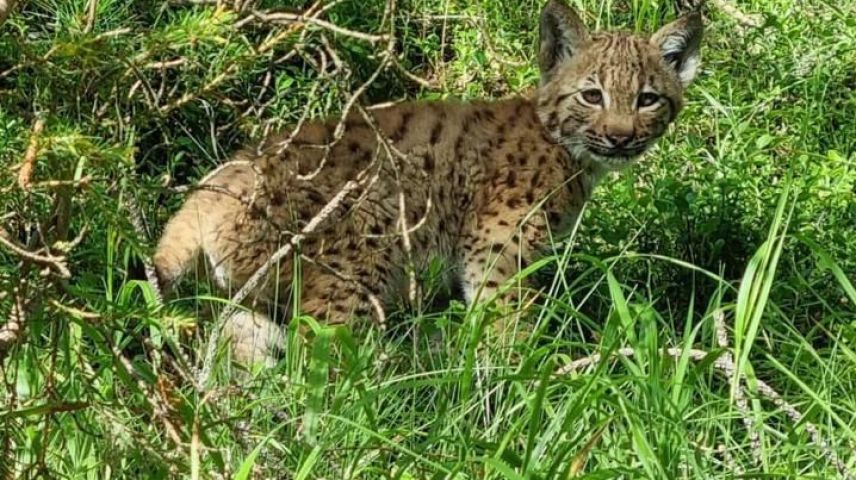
[1,0,854,478]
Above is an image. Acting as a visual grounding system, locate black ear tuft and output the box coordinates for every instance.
[538,0,590,85]
[651,12,703,87]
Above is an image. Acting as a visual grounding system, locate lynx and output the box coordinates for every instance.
[154,0,702,363]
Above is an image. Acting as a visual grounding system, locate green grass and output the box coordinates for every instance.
[1,0,855,478]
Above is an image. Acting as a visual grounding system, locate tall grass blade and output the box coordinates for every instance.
[303,326,335,445]
[734,182,793,394]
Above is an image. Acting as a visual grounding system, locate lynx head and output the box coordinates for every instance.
[535,0,702,170]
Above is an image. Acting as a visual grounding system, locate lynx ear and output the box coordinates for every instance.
[651,12,703,87]
[539,0,590,84]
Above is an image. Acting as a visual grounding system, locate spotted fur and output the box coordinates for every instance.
[154,0,702,363]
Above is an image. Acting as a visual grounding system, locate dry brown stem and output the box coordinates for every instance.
[16,118,45,190]
[713,311,761,467]
[84,0,97,32]
[28,176,93,190]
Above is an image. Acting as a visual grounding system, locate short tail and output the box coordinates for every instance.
[153,192,208,290]
[153,161,253,290]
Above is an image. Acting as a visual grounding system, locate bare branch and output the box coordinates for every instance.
[713,310,761,468]
[48,299,100,321]
[0,227,71,279]
[392,57,437,89]
[145,58,188,70]
[251,10,388,44]
[755,375,854,480]
[293,41,393,182]
[28,176,93,191]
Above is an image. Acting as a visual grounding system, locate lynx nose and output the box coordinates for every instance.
[605,133,633,148]
[602,117,635,149]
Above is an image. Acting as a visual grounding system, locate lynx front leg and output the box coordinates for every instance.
[461,240,524,307]
[460,208,545,303]
[459,211,546,341]
[460,230,539,339]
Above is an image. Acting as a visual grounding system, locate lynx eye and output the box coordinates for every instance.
[580,89,603,106]
[637,92,661,108]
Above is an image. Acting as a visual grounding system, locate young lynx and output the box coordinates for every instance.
[154,0,702,363]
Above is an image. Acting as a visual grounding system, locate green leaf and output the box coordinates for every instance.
[303,327,336,445]
[484,457,525,480]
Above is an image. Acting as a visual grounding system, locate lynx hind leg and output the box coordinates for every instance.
[223,309,284,367]
[154,161,256,291]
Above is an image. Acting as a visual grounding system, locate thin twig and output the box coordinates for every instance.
[145,58,187,70]
[396,189,419,308]
[109,342,184,446]
[392,57,436,89]
[48,299,100,321]
[84,0,97,33]
[298,254,386,325]
[28,176,93,190]
[266,80,321,158]
[0,286,27,360]
[294,45,391,181]
[125,194,203,390]
[754,380,853,480]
